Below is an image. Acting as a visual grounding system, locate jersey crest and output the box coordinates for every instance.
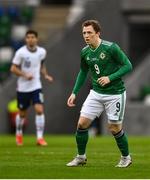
[99,52,106,60]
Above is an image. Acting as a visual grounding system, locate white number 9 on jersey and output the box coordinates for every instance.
[94,64,100,74]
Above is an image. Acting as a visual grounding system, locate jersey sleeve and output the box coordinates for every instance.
[72,51,89,95]
[41,48,47,61]
[108,43,132,81]
[12,50,22,65]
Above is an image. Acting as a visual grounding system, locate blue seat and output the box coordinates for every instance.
[7,6,19,22]
[10,39,24,50]
[0,6,5,18]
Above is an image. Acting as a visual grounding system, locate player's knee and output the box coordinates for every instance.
[34,104,43,115]
[108,123,122,134]
[77,123,86,129]
[77,116,91,129]
[19,110,26,119]
[20,114,26,119]
[77,121,90,129]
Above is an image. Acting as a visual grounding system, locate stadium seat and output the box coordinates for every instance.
[26,0,41,6]
[0,47,14,63]
[0,5,34,82]
[0,6,5,18]
[0,26,11,46]
[11,24,28,41]
[0,62,11,82]
[19,6,34,24]
[10,39,24,50]
[0,47,13,82]
[0,62,10,71]
[0,15,11,28]
[7,6,19,22]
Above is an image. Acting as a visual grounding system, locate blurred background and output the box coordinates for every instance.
[0,0,150,135]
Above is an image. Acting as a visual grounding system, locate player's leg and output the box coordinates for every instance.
[66,116,91,167]
[67,90,104,167]
[76,116,91,156]
[16,91,29,146]
[34,103,47,145]
[33,89,47,146]
[108,123,131,167]
[15,110,27,146]
[105,91,132,167]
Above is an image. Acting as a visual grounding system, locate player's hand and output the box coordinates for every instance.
[97,76,110,86]
[67,93,76,107]
[24,73,33,80]
[45,74,53,82]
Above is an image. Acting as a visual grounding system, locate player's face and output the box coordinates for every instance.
[25,34,38,48]
[82,25,100,47]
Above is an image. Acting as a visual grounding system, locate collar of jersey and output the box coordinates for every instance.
[89,39,102,52]
[26,46,37,53]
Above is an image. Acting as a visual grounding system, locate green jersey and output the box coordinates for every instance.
[72,40,132,95]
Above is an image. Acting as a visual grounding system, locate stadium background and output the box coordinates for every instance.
[0,0,150,136]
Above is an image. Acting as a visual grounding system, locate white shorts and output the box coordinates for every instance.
[80,90,126,124]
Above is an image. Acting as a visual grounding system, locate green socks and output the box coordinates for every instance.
[76,128,89,155]
[113,129,129,156]
[76,128,129,156]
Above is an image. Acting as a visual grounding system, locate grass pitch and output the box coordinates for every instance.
[0,135,149,179]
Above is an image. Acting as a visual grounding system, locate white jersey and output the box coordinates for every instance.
[12,45,46,92]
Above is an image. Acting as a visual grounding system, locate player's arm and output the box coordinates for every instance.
[40,61,53,82]
[72,68,89,95]
[67,57,89,107]
[10,64,33,80]
[108,43,132,81]
[97,44,132,86]
[67,69,88,107]
[11,50,33,80]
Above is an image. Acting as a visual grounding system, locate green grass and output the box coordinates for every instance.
[0,135,149,179]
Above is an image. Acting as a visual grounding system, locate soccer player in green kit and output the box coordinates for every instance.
[66,20,132,167]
